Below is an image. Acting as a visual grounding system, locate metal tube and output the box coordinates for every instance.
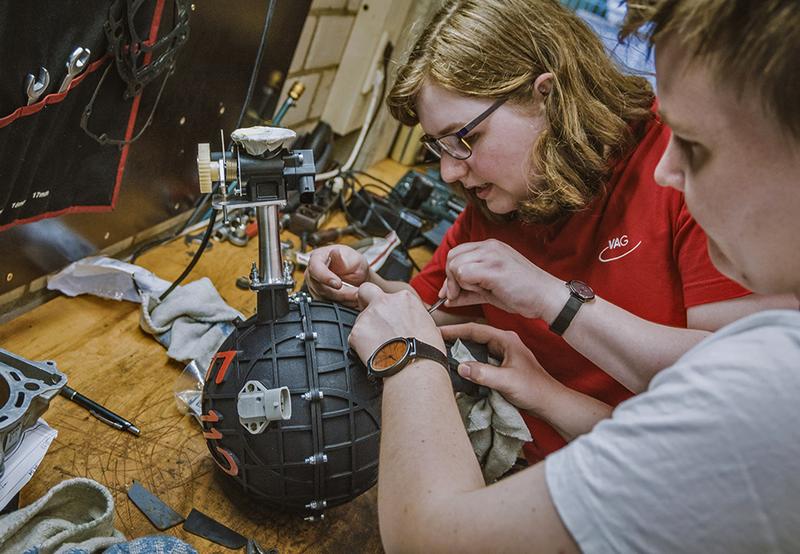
[257,205,283,283]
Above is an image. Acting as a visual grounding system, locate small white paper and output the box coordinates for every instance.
[0,419,57,509]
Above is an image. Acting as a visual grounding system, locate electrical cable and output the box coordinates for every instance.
[359,48,391,156]
[157,0,278,300]
[158,209,217,301]
[315,41,392,185]
[349,170,394,191]
[181,0,278,229]
[339,172,423,274]
[314,66,384,182]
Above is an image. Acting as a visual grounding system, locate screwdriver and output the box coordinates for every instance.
[428,297,447,314]
[341,282,445,314]
[308,224,360,247]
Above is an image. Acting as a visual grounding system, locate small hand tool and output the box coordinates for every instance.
[59,385,140,436]
[127,481,184,530]
[183,508,247,549]
[58,47,91,93]
[24,67,50,105]
[427,296,447,314]
[308,224,360,247]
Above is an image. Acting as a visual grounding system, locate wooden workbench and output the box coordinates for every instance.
[0,160,427,552]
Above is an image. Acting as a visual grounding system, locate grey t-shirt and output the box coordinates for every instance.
[546,310,800,553]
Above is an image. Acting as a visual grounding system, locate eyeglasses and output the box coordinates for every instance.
[420,97,508,160]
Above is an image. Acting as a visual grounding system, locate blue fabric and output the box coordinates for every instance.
[579,10,656,88]
[103,536,198,554]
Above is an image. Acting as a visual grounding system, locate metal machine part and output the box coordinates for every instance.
[198,128,379,516]
[196,128,315,320]
[0,349,67,474]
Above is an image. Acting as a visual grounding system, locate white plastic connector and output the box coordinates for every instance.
[237,381,291,434]
[330,176,345,194]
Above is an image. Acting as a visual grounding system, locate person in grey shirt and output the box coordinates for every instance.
[345,0,800,551]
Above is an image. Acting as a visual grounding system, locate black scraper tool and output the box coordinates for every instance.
[184,508,247,549]
[127,481,184,531]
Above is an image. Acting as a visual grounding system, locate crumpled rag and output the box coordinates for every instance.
[0,478,125,554]
[139,277,243,372]
[451,340,532,483]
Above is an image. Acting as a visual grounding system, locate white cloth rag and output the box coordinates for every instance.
[0,478,125,554]
[451,340,532,483]
[139,277,243,372]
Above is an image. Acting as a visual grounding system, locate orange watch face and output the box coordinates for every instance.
[371,339,409,371]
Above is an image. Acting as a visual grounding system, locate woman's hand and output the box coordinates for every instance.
[349,283,445,363]
[305,245,369,308]
[440,322,561,415]
[441,239,566,321]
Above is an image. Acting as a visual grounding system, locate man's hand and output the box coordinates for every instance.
[441,239,566,322]
[440,322,561,415]
[349,283,445,364]
[305,245,369,308]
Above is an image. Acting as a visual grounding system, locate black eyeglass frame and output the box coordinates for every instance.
[420,97,509,160]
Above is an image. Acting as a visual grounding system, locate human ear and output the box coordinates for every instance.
[533,72,554,97]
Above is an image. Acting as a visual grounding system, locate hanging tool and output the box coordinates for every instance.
[24,67,50,105]
[58,47,91,93]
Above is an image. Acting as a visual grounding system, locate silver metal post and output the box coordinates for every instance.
[257,205,284,283]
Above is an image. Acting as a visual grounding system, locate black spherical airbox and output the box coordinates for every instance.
[201,294,381,514]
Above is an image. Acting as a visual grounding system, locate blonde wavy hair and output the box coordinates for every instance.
[388,0,656,223]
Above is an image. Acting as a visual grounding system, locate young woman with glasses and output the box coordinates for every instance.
[305,0,792,464]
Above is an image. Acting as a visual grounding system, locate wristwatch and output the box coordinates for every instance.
[367,337,449,379]
[549,280,595,336]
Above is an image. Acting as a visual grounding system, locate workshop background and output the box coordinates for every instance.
[0,0,440,319]
[0,0,650,320]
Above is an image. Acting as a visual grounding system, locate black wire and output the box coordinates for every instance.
[349,170,394,191]
[350,43,391,161]
[407,252,422,272]
[130,234,173,263]
[157,0,278,300]
[180,0,277,229]
[235,0,277,131]
[159,210,217,301]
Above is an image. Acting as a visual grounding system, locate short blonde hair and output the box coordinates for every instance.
[388,0,655,223]
[623,0,800,141]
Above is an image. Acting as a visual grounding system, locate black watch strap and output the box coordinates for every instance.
[549,280,594,336]
[411,339,449,370]
[549,295,584,336]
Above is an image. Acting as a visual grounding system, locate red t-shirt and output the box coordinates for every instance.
[410,115,751,463]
